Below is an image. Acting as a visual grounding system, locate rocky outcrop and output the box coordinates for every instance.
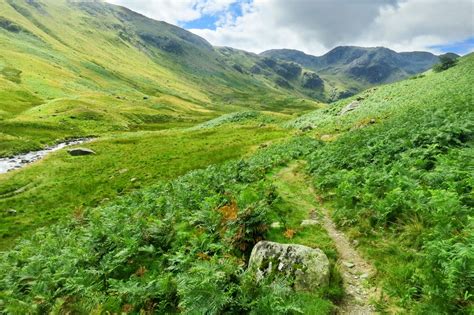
[339,101,361,115]
[248,241,330,291]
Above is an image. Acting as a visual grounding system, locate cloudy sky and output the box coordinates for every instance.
[106,0,474,55]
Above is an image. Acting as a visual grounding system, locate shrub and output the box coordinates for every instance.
[433,55,458,72]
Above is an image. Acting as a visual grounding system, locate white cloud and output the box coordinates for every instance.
[106,0,474,55]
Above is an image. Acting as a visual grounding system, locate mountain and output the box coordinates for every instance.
[216,46,327,101]
[0,0,321,156]
[0,0,442,156]
[261,46,442,99]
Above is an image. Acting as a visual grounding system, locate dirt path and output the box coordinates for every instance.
[281,162,378,314]
[313,201,377,314]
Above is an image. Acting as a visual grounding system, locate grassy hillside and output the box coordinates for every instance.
[0,1,472,313]
[0,0,319,156]
[293,53,473,313]
[1,53,472,314]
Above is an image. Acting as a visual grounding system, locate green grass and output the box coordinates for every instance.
[0,124,289,249]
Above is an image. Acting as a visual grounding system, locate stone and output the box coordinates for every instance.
[68,148,96,156]
[343,261,355,268]
[248,241,330,291]
[270,222,282,229]
[320,134,332,141]
[339,101,361,115]
[301,219,319,227]
[5,209,17,216]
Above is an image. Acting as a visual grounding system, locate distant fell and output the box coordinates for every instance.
[261,46,448,100]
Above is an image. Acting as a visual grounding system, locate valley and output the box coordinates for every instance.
[0,0,472,314]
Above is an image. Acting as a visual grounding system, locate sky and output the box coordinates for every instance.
[106,0,474,56]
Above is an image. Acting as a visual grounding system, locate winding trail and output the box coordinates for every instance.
[279,162,378,314]
[312,195,378,314]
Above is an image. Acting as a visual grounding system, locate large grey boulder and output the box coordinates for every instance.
[339,101,361,115]
[68,148,96,156]
[248,241,330,291]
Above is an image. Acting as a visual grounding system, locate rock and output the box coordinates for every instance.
[320,134,332,141]
[343,261,355,268]
[270,222,282,229]
[301,219,319,227]
[5,209,17,216]
[339,101,361,115]
[248,241,330,291]
[352,240,359,247]
[68,148,96,156]
[360,273,369,279]
[369,118,376,124]
[130,178,137,183]
[119,168,129,174]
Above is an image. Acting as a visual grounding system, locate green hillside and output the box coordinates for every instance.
[0,36,472,314]
[0,0,472,314]
[0,0,320,156]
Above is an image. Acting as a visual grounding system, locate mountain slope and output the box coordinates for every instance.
[0,0,320,156]
[261,46,445,100]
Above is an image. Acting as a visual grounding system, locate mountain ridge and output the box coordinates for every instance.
[260,46,456,99]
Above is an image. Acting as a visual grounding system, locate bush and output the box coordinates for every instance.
[433,55,458,72]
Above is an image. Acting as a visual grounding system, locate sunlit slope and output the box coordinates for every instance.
[0,0,319,155]
[291,53,473,313]
[288,53,474,134]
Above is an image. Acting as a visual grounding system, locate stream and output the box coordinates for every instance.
[0,138,92,174]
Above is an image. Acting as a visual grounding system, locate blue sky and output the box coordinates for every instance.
[430,37,474,55]
[182,1,247,30]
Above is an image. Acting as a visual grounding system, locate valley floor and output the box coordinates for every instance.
[0,124,288,249]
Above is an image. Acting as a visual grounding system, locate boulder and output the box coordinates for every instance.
[301,219,319,227]
[68,148,96,156]
[339,101,361,115]
[270,222,282,229]
[300,125,314,132]
[5,209,17,215]
[248,241,330,291]
[320,134,332,141]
